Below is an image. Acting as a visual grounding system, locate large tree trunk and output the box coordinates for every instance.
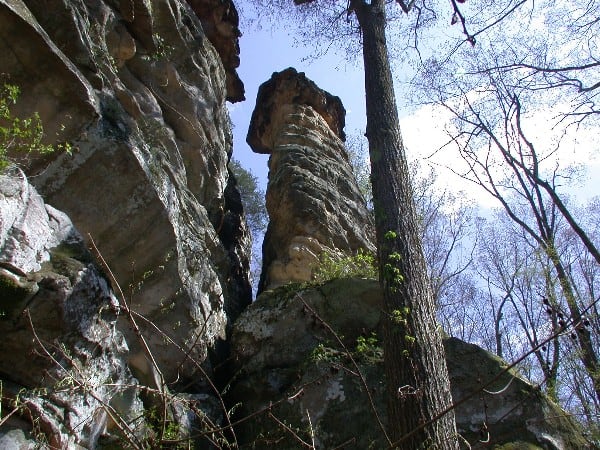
[352,0,459,448]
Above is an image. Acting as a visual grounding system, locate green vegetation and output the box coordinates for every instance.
[150,33,175,61]
[229,159,268,293]
[0,81,70,172]
[383,258,404,292]
[229,159,268,237]
[355,332,383,363]
[308,333,383,366]
[309,343,344,364]
[143,406,186,448]
[391,307,410,326]
[313,249,377,283]
[383,230,397,241]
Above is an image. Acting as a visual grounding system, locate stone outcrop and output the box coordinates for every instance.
[230,279,589,449]
[247,68,375,292]
[0,169,143,448]
[0,0,251,388]
[0,0,589,445]
[187,0,245,102]
[0,0,252,445]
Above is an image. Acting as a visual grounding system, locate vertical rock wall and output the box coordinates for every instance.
[0,169,143,448]
[247,68,375,293]
[0,0,251,386]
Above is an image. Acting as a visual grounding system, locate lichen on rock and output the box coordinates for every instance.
[230,279,590,449]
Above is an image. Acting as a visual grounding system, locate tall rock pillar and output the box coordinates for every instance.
[247,68,375,292]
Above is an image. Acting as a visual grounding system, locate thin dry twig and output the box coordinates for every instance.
[23,309,144,449]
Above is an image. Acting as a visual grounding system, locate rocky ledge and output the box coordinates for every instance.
[230,279,589,449]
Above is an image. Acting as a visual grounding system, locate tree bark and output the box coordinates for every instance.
[547,241,600,403]
[352,0,459,447]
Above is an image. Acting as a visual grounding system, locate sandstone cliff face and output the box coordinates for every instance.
[247,68,375,292]
[0,0,251,387]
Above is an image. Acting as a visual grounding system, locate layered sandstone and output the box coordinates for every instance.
[247,68,375,292]
[233,69,587,448]
[0,0,251,388]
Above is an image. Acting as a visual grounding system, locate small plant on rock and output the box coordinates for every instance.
[312,249,377,283]
[355,332,383,363]
[0,80,70,171]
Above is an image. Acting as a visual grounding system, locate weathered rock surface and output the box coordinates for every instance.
[0,169,143,448]
[230,279,590,449]
[0,0,251,387]
[187,0,245,102]
[247,68,375,292]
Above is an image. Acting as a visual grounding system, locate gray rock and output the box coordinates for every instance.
[0,428,38,450]
[0,0,252,386]
[0,171,144,449]
[230,279,590,449]
[187,0,245,102]
[0,168,76,274]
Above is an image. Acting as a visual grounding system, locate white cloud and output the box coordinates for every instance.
[399,100,600,209]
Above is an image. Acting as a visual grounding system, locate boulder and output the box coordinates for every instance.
[247,68,375,292]
[229,279,590,449]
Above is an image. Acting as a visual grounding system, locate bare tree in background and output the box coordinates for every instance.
[431,77,600,406]
[412,0,600,406]
[412,165,476,304]
[476,210,563,400]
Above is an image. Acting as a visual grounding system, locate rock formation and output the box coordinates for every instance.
[1,0,250,446]
[187,0,245,102]
[247,68,375,292]
[230,69,589,448]
[0,169,143,448]
[230,280,588,449]
[0,0,251,388]
[0,0,592,446]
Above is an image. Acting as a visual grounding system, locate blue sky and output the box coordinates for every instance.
[227,3,600,204]
[227,1,599,296]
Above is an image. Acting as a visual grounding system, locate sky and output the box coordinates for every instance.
[227,2,600,207]
[227,22,367,191]
[227,1,600,297]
